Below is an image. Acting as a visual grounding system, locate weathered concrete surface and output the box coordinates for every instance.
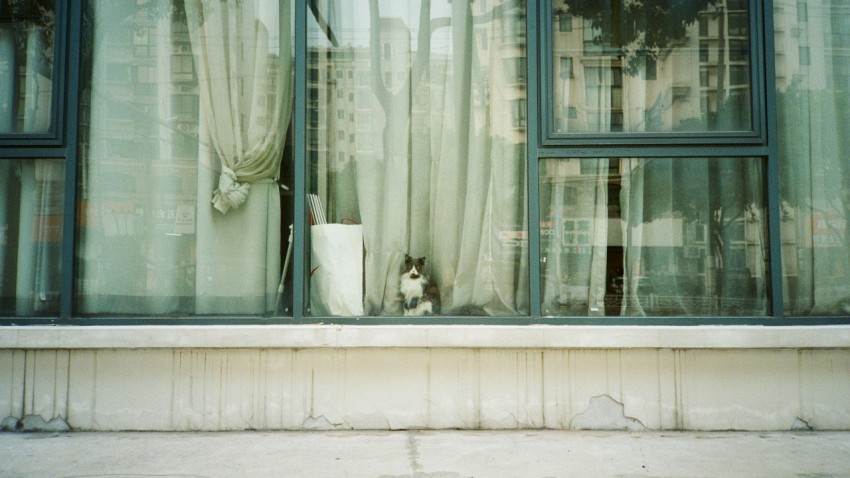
[1,430,849,477]
[3,347,850,431]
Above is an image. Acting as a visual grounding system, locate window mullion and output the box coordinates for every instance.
[528,0,542,319]
[293,0,308,323]
[60,0,83,320]
[762,0,784,319]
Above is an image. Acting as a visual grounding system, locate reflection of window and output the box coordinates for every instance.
[505,57,527,84]
[512,98,527,128]
[170,55,194,81]
[584,66,623,132]
[558,14,573,32]
[500,9,525,44]
[559,57,573,79]
[729,13,748,36]
[700,42,710,62]
[730,40,748,61]
[645,57,657,80]
[730,66,749,85]
[799,46,810,66]
[171,95,198,122]
[797,1,808,22]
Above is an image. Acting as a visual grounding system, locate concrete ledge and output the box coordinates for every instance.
[1,324,849,349]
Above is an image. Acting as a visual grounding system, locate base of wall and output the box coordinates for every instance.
[2,347,849,431]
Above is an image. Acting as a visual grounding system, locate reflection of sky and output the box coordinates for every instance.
[257,0,281,54]
[308,0,453,53]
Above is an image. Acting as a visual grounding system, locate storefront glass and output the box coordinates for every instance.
[75,0,295,316]
[776,0,850,316]
[539,157,768,317]
[306,1,529,317]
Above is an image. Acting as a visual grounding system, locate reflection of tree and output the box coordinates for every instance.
[368,0,433,160]
[2,0,55,69]
[555,0,720,74]
[366,0,522,159]
[634,157,761,312]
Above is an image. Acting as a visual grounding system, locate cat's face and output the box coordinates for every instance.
[402,254,426,279]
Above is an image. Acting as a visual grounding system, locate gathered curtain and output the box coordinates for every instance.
[78,0,292,316]
[186,0,293,314]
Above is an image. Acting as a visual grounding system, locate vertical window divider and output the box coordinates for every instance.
[527,1,542,319]
[292,0,308,324]
[61,0,82,320]
[762,0,784,320]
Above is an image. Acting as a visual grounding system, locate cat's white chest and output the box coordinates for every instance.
[400,274,426,300]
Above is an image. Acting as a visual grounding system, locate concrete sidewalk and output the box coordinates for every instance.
[1,430,849,477]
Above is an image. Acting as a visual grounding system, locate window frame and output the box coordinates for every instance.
[537,0,768,148]
[0,0,71,147]
[3,0,850,326]
[527,0,792,324]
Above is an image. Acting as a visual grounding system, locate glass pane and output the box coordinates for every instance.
[1,159,63,316]
[539,157,768,317]
[307,1,529,317]
[0,0,55,133]
[552,1,752,133]
[775,1,850,316]
[76,0,294,316]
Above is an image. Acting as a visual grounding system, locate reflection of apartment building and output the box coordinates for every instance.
[309,4,528,220]
[80,9,199,234]
[552,0,749,132]
[773,0,850,300]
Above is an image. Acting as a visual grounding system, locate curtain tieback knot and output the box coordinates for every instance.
[212,166,251,214]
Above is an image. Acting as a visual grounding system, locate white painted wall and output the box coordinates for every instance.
[2,327,849,431]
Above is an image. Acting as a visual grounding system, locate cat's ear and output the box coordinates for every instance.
[404,254,411,261]
[418,256,426,264]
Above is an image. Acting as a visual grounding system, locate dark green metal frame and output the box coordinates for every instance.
[0,0,847,326]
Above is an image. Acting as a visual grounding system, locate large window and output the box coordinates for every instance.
[306,1,529,317]
[549,0,754,137]
[775,0,850,316]
[1,0,850,324]
[75,0,294,316]
[540,157,767,317]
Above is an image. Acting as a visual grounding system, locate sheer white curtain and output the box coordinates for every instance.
[429,0,527,316]
[314,0,528,316]
[776,0,850,315]
[541,64,612,316]
[540,159,608,316]
[186,0,293,314]
[79,0,291,315]
[80,2,195,314]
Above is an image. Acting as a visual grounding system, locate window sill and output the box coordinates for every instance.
[1,324,849,350]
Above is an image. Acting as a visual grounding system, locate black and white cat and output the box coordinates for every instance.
[400,254,441,316]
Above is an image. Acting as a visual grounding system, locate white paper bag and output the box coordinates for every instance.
[310,224,364,316]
